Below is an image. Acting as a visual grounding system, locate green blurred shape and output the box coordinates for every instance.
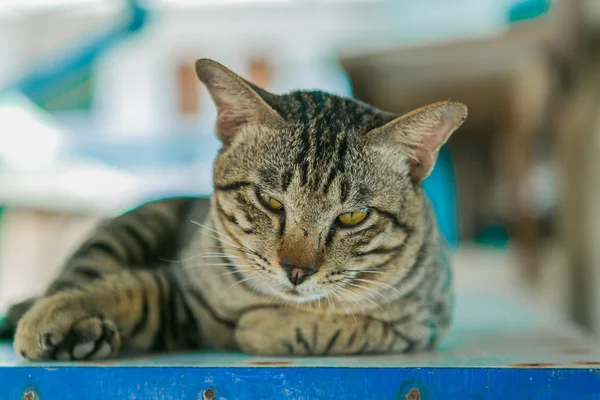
[33,65,94,112]
[509,0,551,23]
[474,224,510,248]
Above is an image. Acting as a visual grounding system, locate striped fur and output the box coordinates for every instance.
[6,59,466,360]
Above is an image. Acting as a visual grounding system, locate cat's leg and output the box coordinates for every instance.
[1,198,194,340]
[381,293,452,354]
[14,268,201,361]
[235,308,403,356]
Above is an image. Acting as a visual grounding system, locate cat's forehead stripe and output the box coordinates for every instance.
[265,91,390,196]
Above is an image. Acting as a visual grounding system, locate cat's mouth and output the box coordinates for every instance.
[273,284,322,303]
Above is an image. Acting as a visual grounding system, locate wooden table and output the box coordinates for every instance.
[1,254,598,399]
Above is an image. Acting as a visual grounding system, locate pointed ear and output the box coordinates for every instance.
[363,100,467,183]
[195,58,285,144]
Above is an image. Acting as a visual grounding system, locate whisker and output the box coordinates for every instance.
[335,284,382,311]
[267,293,279,305]
[331,289,356,320]
[249,281,263,296]
[161,253,242,264]
[186,263,250,268]
[205,245,239,253]
[321,288,333,311]
[219,267,253,277]
[183,252,239,256]
[182,260,253,272]
[190,220,235,242]
[344,282,383,305]
[195,253,242,257]
[345,282,381,297]
[199,231,245,253]
[227,274,263,289]
[191,220,258,256]
[334,285,361,304]
[353,278,403,297]
[183,265,235,271]
[345,266,398,271]
[190,220,246,250]
[343,270,391,276]
[325,288,336,312]
[195,230,246,253]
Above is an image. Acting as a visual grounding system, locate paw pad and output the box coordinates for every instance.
[15,314,120,361]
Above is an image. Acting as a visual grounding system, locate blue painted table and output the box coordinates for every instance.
[1,287,599,399]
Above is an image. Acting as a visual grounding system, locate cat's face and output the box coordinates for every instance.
[197,59,466,305]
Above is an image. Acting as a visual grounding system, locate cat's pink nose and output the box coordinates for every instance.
[281,263,316,286]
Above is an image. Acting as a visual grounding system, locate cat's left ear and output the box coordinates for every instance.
[363,100,467,183]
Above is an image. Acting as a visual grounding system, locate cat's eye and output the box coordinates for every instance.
[338,210,368,227]
[259,192,283,212]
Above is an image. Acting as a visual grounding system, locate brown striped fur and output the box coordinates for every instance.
[5,59,467,360]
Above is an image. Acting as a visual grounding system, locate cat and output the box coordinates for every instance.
[3,59,467,360]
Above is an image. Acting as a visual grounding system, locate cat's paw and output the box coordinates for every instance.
[14,295,121,361]
[235,308,289,355]
[235,308,324,356]
[236,307,394,356]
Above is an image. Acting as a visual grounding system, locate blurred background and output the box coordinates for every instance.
[1,0,600,335]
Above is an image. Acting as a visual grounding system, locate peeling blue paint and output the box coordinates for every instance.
[1,365,599,400]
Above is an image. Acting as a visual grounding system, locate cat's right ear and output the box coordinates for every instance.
[361,100,467,183]
[195,59,285,145]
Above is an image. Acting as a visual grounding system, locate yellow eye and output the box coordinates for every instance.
[259,193,283,211]
[338,210,368,226]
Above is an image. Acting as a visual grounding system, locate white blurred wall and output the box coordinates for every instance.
[0,0,509,140]
[0,15,23,88]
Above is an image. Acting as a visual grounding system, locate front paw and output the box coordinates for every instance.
[236,308,394,356]
[235,308,296,355]
[14,294,121,361]
[236,308,342,356]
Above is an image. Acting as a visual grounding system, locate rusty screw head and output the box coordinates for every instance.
[406,388,421,400]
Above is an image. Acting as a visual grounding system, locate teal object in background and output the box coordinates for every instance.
[423,146,459,251]
[421,0,554,251]
[475,224,510,248]
[421,0,553,251]
[2,0,149,105]
[508,0,551,23]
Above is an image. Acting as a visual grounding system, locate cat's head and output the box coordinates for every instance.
[196,59,466,305]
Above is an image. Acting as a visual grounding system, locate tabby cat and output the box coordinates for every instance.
[3,59,467,360]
